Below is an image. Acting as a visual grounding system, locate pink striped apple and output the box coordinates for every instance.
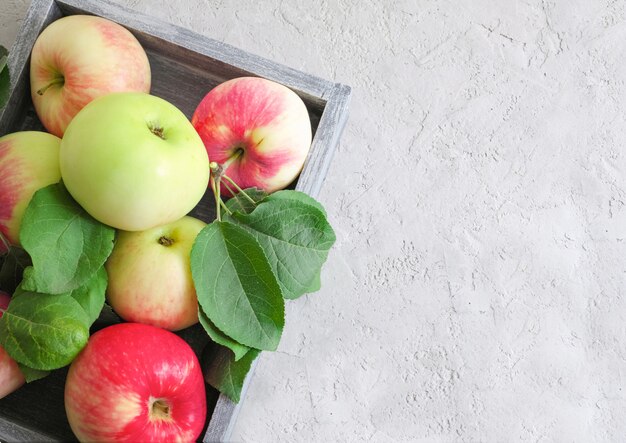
[192,77,312,196]
[30,15,151,137]
[105,216,206,331]
[0,131,61,253]
[0,291,24,399]
[65,323,207,442]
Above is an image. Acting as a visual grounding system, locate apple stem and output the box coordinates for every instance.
[221,147,244,172]
[158,236,174,246]
[36,77,64,96]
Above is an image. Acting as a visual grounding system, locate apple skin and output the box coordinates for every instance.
[0,131,61,252]
[106,216,206,331]
[191,77,312,196]
[30,15,151,137]
[65,323,207,442]
[60,92,210,231]
[0,291,25,399]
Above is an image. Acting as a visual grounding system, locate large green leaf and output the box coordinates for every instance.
[265,190,327,216]
[204,343,260,403]
[0,291,89,370]
[67,266,107,326]
[198,307,250,361]
[19,183,115,294]
[230,198,335,300]
[18,363,49,383]
[191,221,284,351]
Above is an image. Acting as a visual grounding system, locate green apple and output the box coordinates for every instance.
[60,93,210,231]
[105,216,206,331]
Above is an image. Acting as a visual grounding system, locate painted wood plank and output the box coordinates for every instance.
[0,417,58,442]
[297,83,352,198]
[0,0,62,135]
[56,0,335,106]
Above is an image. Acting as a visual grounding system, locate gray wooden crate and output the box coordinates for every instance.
[0,0,351,441]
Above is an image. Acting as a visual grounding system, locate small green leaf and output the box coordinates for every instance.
[17,363,49,383]
[191,221,284,351]
[231,198,335,300]
[198,307,250,361]
[0,291,89,370]
[20,183,115,294]
[225,188,267,215]
[0,246,31,294]
[204,343,260,403]
[67,266,107,326]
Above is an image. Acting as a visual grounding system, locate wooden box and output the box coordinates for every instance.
[0,0,350,441]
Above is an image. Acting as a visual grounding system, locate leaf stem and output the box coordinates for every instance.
[210,176,221,221]
[219,200,233,216]
[221,179,237,197]
[0,231,10,254]
[222,174,257,205]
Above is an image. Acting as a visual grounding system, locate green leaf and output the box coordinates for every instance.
[19,183,115,294]
[67,266,107,326]
[0,246,31,294]
[231,198,336,300]
[0,45,8,110]
[17,363,49,383]
[198,307,250,361]
[305,272,322,293]
[225,188,267,215]
[191,221,284,351]
[265,190,327,216]
[204,343,260,403]
[0,291,89,370]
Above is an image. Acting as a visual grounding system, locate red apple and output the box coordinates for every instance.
[30,15,151,137]
[65,323,207,442]
[0,291,25,399]
[105,216,206,331]
[0,131,61,252]
[192,76,312,196]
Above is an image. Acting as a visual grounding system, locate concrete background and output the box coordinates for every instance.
[2,0,626,441]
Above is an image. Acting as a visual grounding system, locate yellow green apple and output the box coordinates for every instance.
[60,92,210,231]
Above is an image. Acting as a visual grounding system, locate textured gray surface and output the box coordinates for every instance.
[2,1,626,442]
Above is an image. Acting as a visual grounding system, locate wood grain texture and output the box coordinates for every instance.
[0,0,350,441]
[0,0,61,135]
